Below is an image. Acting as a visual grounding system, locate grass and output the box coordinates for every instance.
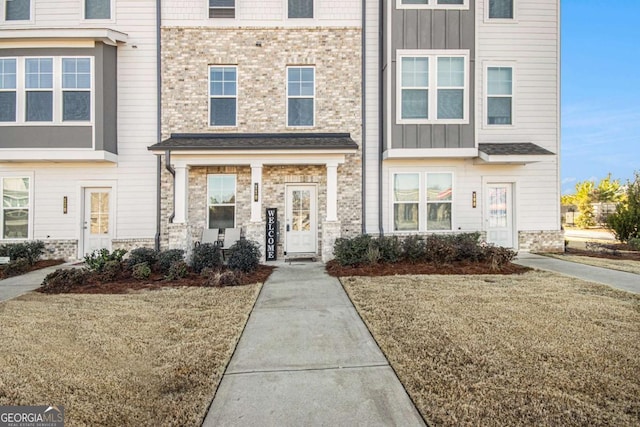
[0,285,260,426]
[342,271,640,426]
[543,253,640,275]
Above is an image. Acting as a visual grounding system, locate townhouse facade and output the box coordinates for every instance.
[0,0,562,262]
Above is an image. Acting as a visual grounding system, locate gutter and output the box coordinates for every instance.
[361,0,366,234]
[165,149,175,225]
[154,0,163,250]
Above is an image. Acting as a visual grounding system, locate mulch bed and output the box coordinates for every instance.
[326,259,530,277]
[37,264,275,294]
[0,259,65,279]
[565,247,640,261]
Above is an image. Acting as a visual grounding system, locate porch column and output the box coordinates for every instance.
[250,163,263,222]
[326,162,338,222]
[174,165,188,223]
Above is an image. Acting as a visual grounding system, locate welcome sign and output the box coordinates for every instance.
[265,208,277,261]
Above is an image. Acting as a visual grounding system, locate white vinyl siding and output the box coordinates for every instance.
[209,66,237,127]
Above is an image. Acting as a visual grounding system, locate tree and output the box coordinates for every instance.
[607,172,640,242]
[592,173,624,203]
[573,180,596,228]
[562,174,624,229]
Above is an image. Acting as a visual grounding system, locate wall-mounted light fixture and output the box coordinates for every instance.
[254,183,259,202]
[472,191,477,208]
[63,196,68,214]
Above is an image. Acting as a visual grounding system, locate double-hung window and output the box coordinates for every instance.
[398,50,468,124]
[392,172,453,232]
[288,0,313,18]
[488,0,514,19]
[62,58,91,121]
[209,0,235,18]
[0,59,16,122]
[85,0,111,20]
[209,66,237,127]
[2,177,30,239]
[207,175,236,229]
[287,66,314,127]
[487,66,513,125]
[5,0,30,20]
[398,0,467,9]
[25,58,53,122]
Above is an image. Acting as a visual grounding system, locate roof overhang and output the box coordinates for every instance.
[0,149,118,163]
[476,143,555,165]
[384,148,478,160]
[0,28,128,47]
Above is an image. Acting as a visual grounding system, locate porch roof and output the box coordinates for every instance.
[148,133,358,152]
[477,143,555,164]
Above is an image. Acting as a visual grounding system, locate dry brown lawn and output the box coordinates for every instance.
[0,285,260,426]
[342,271,640,426]
[544,253,640,275]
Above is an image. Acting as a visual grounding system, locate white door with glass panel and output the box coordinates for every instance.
[285,185,317,254]
[83,188,112,255]
[485,183,514,248]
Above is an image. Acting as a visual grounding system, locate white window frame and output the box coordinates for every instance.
[397,49,469,125]
[390,170,455,233]
[206,174,237,229]
[208,65,237,128]
[2,0,34,23]
[24,57,54,123]
[286,65,315,128]
[0,58,17,123]
[61,57,93,123]
[208,0,235,19]
[0,56,94,127]
[82,0,115,22]
[287,0,315,19]
[484,62,515,128]
[396,0,468,10]
[485,0,517,22]
[1,174,33,241]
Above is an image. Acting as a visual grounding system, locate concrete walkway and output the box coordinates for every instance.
[0,263,75,302]
[203,262,425,427]
[515,252,639,294]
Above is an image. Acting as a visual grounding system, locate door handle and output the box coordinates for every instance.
[286,224,290,232]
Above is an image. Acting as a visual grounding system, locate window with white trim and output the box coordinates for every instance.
[398,0,467,9]
[287,66,314,127]
[25,58,53,122]
[488,0,513,19]
[5,0,30,20]
[209,66,237,127]
[2,176,30,239]
[288,0,313,18]
[392,172,453,232]
[62,58,91,121]
[85,0,111,19]
[487,66,513,125]
[209,0,235,18]
[207,175,236,229]
[398,51,468,124]
[0,59,16,122]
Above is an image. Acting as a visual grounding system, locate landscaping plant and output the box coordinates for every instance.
[156,249,185,274]
[84,248,127,272]
[607,171,640,242]
[190,243,222,273]
[226,239,261,273]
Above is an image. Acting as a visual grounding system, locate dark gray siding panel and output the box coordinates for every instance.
[0,126,92,148]
[102,45,118,155]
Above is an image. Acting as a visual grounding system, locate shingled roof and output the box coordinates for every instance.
[478,143,554,156]
[148,133,358,151]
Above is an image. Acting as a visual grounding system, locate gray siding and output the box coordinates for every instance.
[385,3,475,150]
[0,44,117,154]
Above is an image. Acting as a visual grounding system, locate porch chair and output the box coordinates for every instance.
[221,228,242,259]
[197,228,220,247]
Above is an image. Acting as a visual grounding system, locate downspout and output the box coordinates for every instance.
[361,0,367,234]
[154,0,163,251]
[165,150,175,225]
[378,0,384,236]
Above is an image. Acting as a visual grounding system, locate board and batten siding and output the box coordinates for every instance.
[364,0,380,233]
[0,0,158,247]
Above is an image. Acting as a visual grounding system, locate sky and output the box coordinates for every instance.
[561,0,640,194]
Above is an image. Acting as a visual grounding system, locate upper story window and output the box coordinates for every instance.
[287,66,314,127]
[397,0,467,10]
[488,0,514,19]
[392,172,453,232]
[209,66,237,127]
[85,0,111,20]
[487,66,513,125]
[397,50,468,124]
[0,56,93,125]
[5,0,30,21]
[2,176,30,240]
[288,0,313,18]
[208,175,236,229]
[0,59,17,122]
[209,0,235,18]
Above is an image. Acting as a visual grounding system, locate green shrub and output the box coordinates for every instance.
[0,241,46,265]
[607,172,640,242]
[451,233,483,262]
[374,236,402,263]
[628,238,640,251]
[156,249,185,274]
[2,259,31,278]
[401,235,426,263]
[132,262,152,280]
[226,239,261,273]
[84,248,127,272]
[165,260,188,281]
[333,234,373,266]
[100,260,123,282]
[190,244,222,274]
[41,268,89,293]
[127,248,158,268]
[424,234,457,263]
[202,269,241,287]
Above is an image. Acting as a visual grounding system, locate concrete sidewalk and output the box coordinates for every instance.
[0,262,76,302]
[515,252,639,294]
[203,262,425,427]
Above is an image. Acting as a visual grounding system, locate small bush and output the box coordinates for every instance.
[156,249,185,274]
[607,171,640,242]
[100,260,123,282]
[0,241,46,265]
[451,233,483,262]
[202,269,241,287]
[2,259,31,278]
[132,262,152,280]
[628,238,640,251]
[375,236,402,263]
[191,244,222,274]
[41,268,89,293]
[165,260,188,281]
[483,245,517,271]
[127,248,158,268]
[226,240,261,273]
[401,235,426,263]
[424,235,457,264]
[85,248,127,272]
[333,235,373,266]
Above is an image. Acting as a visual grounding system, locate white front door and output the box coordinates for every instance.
[83,187,112,255]
[485,183,514,248]
[285,185,317,254]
